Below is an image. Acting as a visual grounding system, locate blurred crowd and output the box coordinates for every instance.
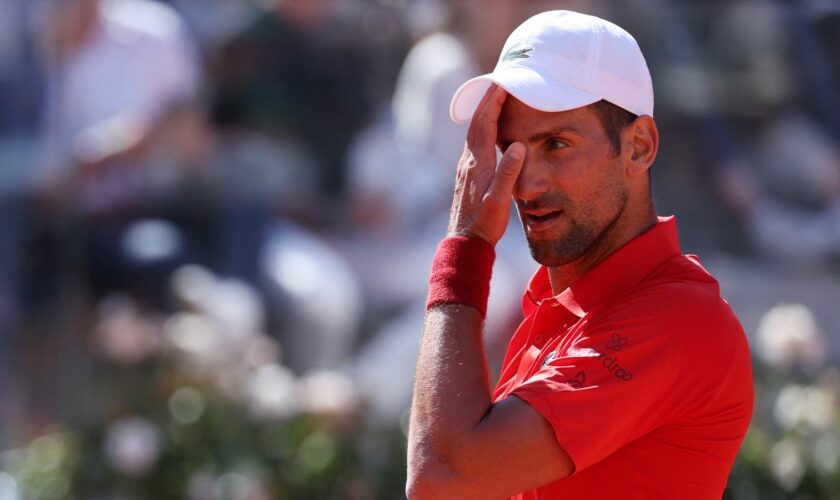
[0,0,839,497]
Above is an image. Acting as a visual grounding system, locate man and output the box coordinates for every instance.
[37,0,200,214]
[406,10,753,499]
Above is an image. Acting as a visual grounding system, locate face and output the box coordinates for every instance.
[497,97,629,267]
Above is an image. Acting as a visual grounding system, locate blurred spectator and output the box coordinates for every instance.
[345,0,530,306]
[210,0,371,207]
[349,0,535,238]
[164,0,262,50]
[0,1,42,136]
[343,0,556,423]
[35,0,201,215]
[0,0,55,448]
[642,0,840,265]
[27,0,211,302]
[13,0,205,432]
[157,113,364,372]
[260,222,363,372]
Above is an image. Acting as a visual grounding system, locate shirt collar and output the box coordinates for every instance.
[523,216,682,317]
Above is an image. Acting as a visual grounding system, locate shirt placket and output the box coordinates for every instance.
[514,298,575,384]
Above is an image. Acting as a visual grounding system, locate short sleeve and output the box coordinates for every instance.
[511,295,684,474]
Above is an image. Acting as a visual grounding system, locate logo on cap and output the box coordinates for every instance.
[502,44,533,62]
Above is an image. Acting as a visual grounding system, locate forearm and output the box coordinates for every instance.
[406,85,527,498]
[407,303,493,483]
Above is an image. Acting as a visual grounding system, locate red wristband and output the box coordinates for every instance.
[426,236,495,318]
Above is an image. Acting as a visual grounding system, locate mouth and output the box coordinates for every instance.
[523,209,564,233]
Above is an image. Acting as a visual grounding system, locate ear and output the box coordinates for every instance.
[622,116,658,177]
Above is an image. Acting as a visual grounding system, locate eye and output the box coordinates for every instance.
[547,138,568,151]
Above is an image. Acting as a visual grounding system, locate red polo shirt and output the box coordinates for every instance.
[494,217,753,499]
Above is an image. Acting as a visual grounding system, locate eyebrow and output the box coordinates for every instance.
[497,126,581,147]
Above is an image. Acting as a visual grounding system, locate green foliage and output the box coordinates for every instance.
[1,352,407,499]
[3,301,837,498]
[724,365,840,499]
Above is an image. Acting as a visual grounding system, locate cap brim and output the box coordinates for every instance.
[449,67,601,124]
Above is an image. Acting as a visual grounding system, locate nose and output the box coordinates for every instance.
[514,153,549,203]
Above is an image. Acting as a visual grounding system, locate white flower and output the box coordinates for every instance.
[298,370,360,421]
[168,387,206,425]
[204,278,264,341]
[188,469,270,500]
[214,472,270,500]
[769,438,805,491]
[246,364,298,420]
[103,417,161,477]
[171,264,217,310]
[0,472,19,500]
[26,434,69,472]
[171,265,265,343]
[756,303,825,370]
[167,267,272,382]
[95,294,162,364]
[813,433,840,476]
[242,336,282,369]
[163,312,226,371]
[773,383,835,432]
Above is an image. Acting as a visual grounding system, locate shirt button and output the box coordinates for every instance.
[534,333,544,345]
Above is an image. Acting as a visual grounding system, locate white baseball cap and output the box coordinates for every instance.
[449,10,654,124]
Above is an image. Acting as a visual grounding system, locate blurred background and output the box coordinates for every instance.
[0,0,839,498]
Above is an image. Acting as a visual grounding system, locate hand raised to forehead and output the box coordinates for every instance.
[448,85,525,246]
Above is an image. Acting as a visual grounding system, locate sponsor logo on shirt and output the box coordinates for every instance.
[543,336,634,382]
[598,352,633,381]
[541,352,587,388]
[607,332,628,352]
[567,370,587,389]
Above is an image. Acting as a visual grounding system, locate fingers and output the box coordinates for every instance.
[484,142,525,208]
[474,85,506,127]
[474,84,501,121]
[449,85,517,244]
[467,84,507,146]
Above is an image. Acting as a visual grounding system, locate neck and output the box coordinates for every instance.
[547,205,657,295]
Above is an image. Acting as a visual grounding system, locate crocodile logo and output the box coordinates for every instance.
[542,351,557,367]
[502,45,533,62]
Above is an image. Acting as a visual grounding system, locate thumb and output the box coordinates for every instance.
[485,142,525,205]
